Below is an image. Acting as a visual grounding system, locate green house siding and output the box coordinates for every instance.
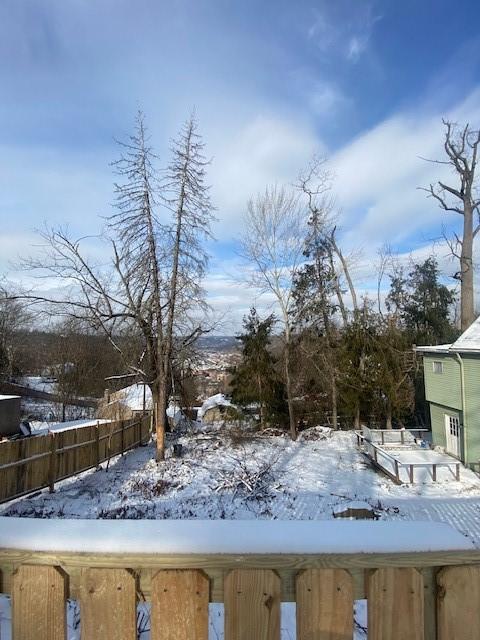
[423,352,480,465]
[423,354,462,410]
[429,402,462,455]
[462,355,480,464]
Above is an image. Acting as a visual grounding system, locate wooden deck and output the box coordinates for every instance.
[355,430,461,484]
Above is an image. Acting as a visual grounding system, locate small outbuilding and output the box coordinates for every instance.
[197,393,240,424]
[0,395,21,437]
[98,383,152,420]
[416,317,480,467]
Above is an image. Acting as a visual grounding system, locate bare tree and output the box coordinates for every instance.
[422,119,480,330]
[0,290,30,380]
[13,111,215,460]
[240,185,306,440]
[295,157,358,322]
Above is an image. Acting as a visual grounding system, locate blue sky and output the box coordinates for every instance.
[1,0,480,329]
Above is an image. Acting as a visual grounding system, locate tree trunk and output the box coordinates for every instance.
[386,402,393,430]
[153,383,168,462]
[330,235,358,314]
[284,341,296,440]
[461,204,475,331]
[354,405,360,429]
[257,374,265,429]
[331,374,338,430]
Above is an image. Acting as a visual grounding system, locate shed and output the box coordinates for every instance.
[0,395,21,437]
[416,317,480,467]
[97,383,152,420]
[198,393,240,424]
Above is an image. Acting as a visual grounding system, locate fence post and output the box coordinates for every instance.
[95,422,100,469]
[394,459,400,484]
[409,464,414,484]
[121,420,125,456]
[401,430,405,445]
[48,433,56,493]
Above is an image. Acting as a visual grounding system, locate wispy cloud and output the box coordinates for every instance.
[308,2,382,63]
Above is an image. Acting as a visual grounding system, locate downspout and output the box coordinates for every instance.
[454,352,468,465]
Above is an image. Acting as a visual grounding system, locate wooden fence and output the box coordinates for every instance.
[0,416,151,503]
[0,540,480,638]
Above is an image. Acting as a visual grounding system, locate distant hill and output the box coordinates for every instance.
[196,335,238,352]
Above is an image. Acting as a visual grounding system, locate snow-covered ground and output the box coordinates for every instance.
[21,398,94,423]
[16,375,58,394]
[2,428,480,544]
[1,426,479,639]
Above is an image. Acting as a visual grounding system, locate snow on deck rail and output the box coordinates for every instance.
[0,518,473,555]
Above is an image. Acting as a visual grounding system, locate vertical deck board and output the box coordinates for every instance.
[80,568,136,640]
[437,566,480,640]
[12,564,66,640]
[296,568,353,640]
[151,569,209,639]
[368,567,424,640]
[225,569,280,640]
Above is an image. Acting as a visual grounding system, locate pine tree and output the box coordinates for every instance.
[230,308,283,428]
[386,257,457,345]
[293,212,341,426]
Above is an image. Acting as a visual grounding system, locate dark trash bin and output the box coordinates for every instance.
[172,443,183,458]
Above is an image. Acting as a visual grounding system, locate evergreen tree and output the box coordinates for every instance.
[293,215,341,427]
[374,319,415,428]
[386,257,457,345]
[339,302,379,428]
[230,308,283,428]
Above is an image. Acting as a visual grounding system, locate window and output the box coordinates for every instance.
[433,361,443,374]
[449,416,460,437]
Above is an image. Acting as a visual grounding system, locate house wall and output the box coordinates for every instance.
[423,354,462,410]
[462,354,480,465]
[423,352,480,465]
[429,402,461,453]
[423,354,463,460]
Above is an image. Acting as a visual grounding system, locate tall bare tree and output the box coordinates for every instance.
[157,113,215,456]
[295,156,358,321]
[422,119,480,330]
[241,185,306,440]
[14,111,215,460]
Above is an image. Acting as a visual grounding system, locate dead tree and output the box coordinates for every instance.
[295,156,359,322]
[241,185,306,440]
[158,113,215,459]
[13,111,215,461]
[422,120,480,330]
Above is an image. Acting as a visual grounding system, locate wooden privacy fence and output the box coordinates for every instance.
[0,519,479,639]
[0,416,151,503]
[2,547,480,638]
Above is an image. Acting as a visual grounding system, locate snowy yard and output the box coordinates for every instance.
[2,426,480,545]
[1,426,480,639]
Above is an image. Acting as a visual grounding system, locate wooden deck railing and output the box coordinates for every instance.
[0,519,479,639]
[0,415,151,503]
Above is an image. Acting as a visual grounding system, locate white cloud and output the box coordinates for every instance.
[209,114,323,238]
[347,36,368,62]
[331,87,480,252]
[309,83,350,116]
[307,3,381,63]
